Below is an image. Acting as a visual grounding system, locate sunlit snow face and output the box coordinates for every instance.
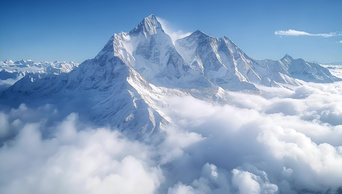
[1,67,342,194]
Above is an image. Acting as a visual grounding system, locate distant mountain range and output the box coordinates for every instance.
[0,60,79,88]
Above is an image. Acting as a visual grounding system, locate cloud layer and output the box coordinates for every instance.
[1,67,342,193]
[161,82,342,193]
[0,113,163,194]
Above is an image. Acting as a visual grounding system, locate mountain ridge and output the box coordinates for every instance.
[1,14,340,137]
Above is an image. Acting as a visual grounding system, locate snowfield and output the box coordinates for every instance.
[1,15,342,194]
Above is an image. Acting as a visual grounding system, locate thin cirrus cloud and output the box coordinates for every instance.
[275,29,338,38]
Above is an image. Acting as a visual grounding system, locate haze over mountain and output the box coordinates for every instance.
[1,15,342,194]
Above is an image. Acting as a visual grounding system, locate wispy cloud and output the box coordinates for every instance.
[156,17,191,45]
[275,29,337,38]
[339,40,342,44]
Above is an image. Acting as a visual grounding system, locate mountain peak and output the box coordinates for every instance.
[191,30,210,38]
[129,14,164,36]
[145,14,157,22]
[282,54,293,61]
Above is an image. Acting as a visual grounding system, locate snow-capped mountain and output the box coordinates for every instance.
[1,55,173,138]
[106,15,211,89]
[0,60,79,75]
[1,14,340,136]
[175,31,300,90]
[257,54,341,83]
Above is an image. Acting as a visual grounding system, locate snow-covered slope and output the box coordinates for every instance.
[1,14,340,137]
[105,15,211,89]
[175,31,300,90]
[258,55,341,83]
[175,31,257,91]
[2,57,173,138]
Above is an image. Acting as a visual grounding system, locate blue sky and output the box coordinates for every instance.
[0,0,341,63]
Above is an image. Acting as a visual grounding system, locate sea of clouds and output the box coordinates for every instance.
[1,66,342,194]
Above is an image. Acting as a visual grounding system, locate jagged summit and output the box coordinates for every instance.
[281,54,294,61]
[95,14,168,64]
[93,14,211,89]
[129,14,164,36]
[191,30,210,37]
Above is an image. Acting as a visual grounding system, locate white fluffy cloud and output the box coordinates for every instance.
[232,169,278,194]
[1,68,342,193]
[0,113,163,194]
[275,29,337,38]
[167,163,231,194]
[160,80,342,193]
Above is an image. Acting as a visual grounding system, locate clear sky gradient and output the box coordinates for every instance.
[1,0,341,63]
